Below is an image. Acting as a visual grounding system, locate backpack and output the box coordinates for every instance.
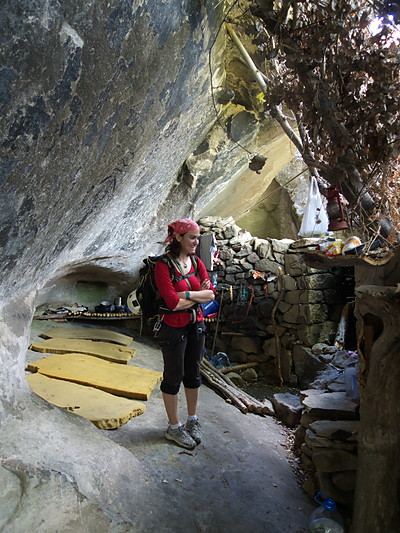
[132,254,199,320]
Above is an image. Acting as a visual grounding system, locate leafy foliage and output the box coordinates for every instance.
[228,0,400,242]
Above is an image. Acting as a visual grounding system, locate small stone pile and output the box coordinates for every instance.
[199,216,352,387]
[295,348,360,509]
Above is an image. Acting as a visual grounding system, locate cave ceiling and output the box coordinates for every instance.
[0,0,304,305]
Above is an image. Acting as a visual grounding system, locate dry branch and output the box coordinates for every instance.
[219,362,259,374]
[200,359,274,416]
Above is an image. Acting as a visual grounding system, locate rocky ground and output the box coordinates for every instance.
[0,318,317,533]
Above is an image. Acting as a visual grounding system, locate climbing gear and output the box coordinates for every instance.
[170,256,199,291]
[232,279,254,324]
[131,254,199,322]
[165,424,197,449]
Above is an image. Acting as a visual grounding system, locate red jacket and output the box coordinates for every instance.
[155,256,213,327]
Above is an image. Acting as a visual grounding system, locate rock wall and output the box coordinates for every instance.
[0,3,336,529]
[199,217,353,386]
[1,0,304,403]
[0,0,226,304]
[0,3,228,530]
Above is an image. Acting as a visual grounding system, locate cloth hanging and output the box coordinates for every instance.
[197,233,218,271]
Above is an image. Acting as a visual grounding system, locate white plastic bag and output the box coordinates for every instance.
[298,177,329,237]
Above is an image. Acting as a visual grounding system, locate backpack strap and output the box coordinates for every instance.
[156,254,201,319]
[169,255,199,289]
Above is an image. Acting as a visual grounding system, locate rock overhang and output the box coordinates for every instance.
[0,1,305,407]
[0,0,226,304]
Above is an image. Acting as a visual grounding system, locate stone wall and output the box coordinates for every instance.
[199,216,354,386]
[296,363,360,514]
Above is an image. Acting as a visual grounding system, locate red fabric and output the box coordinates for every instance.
[163,218,200,243]
[155,256,213,327]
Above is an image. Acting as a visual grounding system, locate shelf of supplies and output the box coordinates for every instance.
[34,313,140,321]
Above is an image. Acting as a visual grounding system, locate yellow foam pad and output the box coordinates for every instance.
[27,373,146,430]
[29,338,136,364]
[27,353,162,400]
[40,326,133,346]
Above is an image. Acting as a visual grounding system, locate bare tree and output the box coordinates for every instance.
[226,0,400,243]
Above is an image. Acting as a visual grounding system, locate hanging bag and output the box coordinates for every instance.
[298,177,329,237]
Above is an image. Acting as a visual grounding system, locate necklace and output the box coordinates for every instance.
[179,257,190,270]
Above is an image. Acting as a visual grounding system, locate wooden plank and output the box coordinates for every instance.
[40,326,133,346]
[27,373,146,430]
[29,338,136,364]
[219,362,259,374]
[26,353,162,401]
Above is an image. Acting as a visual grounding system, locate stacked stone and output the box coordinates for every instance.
[294,353,360,509]
[199,216,360,511]
[198,216,346,385]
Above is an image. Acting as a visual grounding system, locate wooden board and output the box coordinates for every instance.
[26,353,162,401]
[40,326,133,346]
[29,338,136,364]
[27,373,146,430]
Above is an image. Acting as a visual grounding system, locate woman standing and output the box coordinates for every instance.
[155,218,215,450]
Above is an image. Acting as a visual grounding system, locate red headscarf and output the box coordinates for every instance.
[163,218,200,244]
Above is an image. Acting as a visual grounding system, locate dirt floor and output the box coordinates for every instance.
[27,318,315,533]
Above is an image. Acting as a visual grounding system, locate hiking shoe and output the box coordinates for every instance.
[185,419,202,445]
[165,425,196,450]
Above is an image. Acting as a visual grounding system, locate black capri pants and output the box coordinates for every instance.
[157,320,206,395]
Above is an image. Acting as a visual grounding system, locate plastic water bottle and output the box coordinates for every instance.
[210,352,230,369]
[308,492,344,533]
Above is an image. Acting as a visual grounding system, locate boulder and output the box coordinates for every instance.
[316,472,355,507]
[224,224,241,239]
[331,350,357,368]
[199,216,224,227]
[226,264,243,274]
[229,230,253,246]
[262,337,279,358]
[284,254,309,276]
[305,429,357,452]
[254,257,281,275]
[299,303,328,324]
[297,273,336,290]
[310,368,343,390]
[235,244,253,257]
[240,368,258,383]
[272,393,303,428]
[219,247,235,261]
[302,392,359,421]
[292,344,326,388]
[285,290,324,304]
[253,239,272,259]
[327,382,346,392]
[270,238,294,254]
[283,275,297,291]
[228,349,248,363]
[233,336,258,354]
[256,298,275,319]
[294,424,307,447]
[247,252,260,264]
[297,321,338,346]
[308,420,359,442]
[225,372,246,387]
[312,449,357,472]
